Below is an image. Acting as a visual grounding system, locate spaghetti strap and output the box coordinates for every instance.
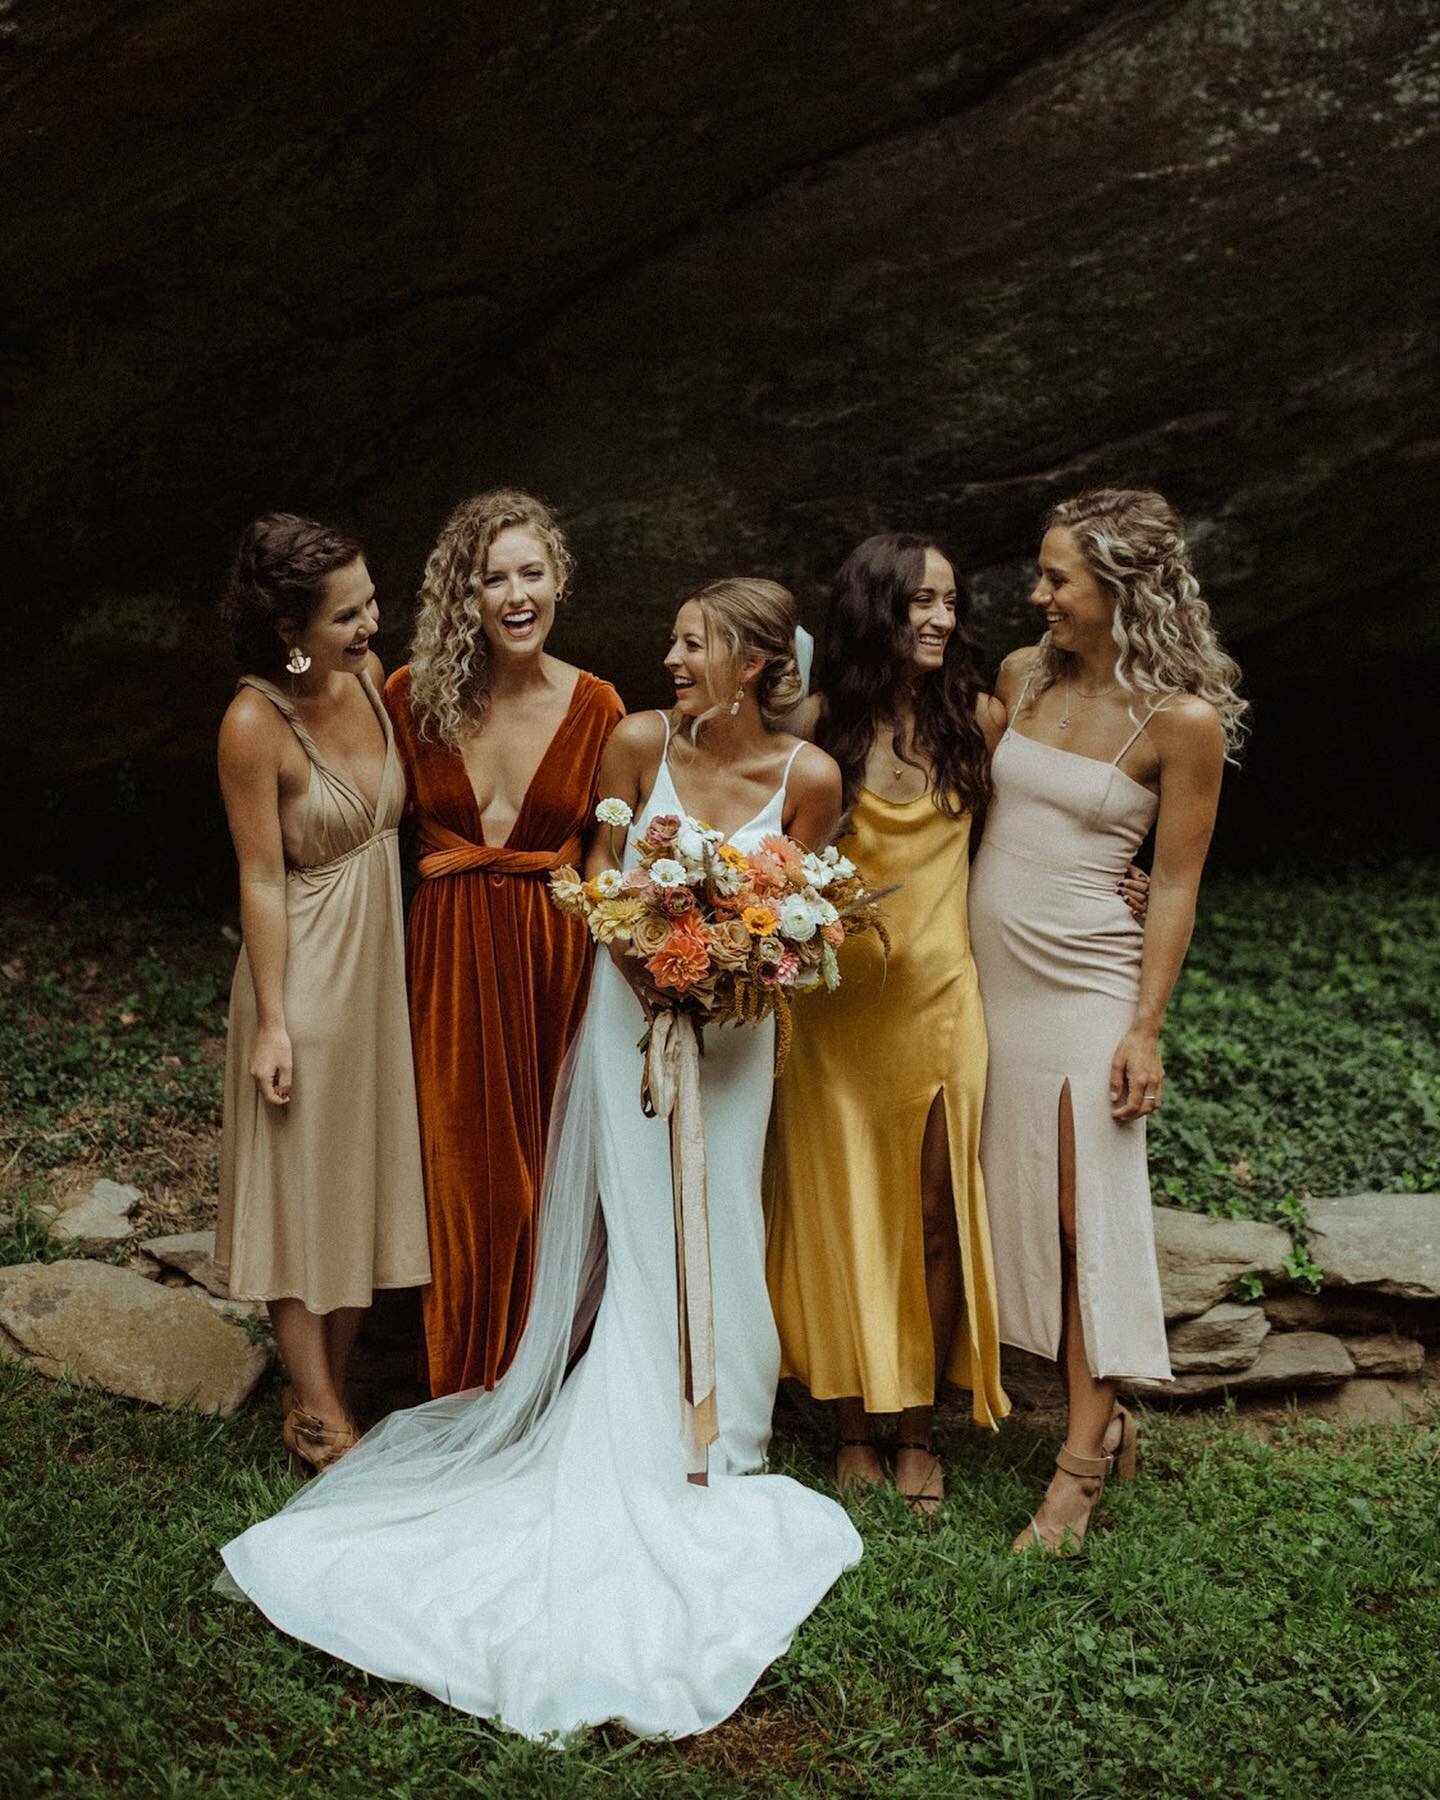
[654,709,672,756]
[1111,700,1168,770]
[779,739,806,789]
[1007,662,1040,734]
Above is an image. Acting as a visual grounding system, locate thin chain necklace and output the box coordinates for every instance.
[1059,673,1119,731]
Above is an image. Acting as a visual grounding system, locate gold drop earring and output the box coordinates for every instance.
[729,682,746,717]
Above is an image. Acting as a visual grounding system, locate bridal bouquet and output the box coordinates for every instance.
[549,798,886,1072]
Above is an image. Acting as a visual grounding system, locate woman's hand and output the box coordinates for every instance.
[607,941,659,1021]
[1118,863,1150,922]
[1109,1024,1163,1121]
[250,1023,293,1106]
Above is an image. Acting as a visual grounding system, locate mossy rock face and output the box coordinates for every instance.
[3,1,1437,873]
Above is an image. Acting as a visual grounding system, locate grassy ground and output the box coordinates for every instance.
[3,1362,1438,1798]
[3,865,1437,1235]
[2,868,1438,1794]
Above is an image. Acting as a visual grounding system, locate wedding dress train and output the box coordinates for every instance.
[219,733,862,1742]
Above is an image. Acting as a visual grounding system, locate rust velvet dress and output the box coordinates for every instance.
[384,666,624,1396]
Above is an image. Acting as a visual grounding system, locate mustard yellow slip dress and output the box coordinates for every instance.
[763,789,1009,1425]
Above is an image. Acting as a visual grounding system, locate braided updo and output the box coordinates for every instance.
[1038,487,1247,754]
[221,512,364,674]
[686,577,805,730]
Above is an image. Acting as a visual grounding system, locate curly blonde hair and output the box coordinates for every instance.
[1036,487,1247,755]
[685,578,806,735]
[408,489,576,744]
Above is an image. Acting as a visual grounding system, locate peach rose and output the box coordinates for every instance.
[631,911,673,960]
[705,917,754,972]
[640,813,681,852]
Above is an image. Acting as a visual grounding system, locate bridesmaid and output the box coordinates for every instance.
[970,487,1244,1554]
[385,490,624,1396]
[765,533,1010,1510]
[216,513,431,1472]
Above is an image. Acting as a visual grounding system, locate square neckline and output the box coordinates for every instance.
[1003,727,1158,801]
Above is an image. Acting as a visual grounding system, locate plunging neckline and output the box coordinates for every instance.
[1004,727,1158,801]
[248,673,392,823]
[464,671,587,849]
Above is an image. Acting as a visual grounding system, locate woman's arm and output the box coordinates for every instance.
[218,698,296,1106]
[583,713,665,879]
[583,713,669,1012]
[975,691,1006,756]
[783,743,844,851]
[1108,699,1226,1120]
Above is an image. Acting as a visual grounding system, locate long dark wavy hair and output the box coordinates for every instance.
[815,532,990,820]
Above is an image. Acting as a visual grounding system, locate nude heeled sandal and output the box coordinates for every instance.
[281,1392,360,1477]
[1013,1443,1114,1558]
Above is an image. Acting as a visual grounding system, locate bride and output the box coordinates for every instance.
[219,577,863,1743]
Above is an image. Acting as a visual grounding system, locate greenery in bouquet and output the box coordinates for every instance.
[550,798,887,1070]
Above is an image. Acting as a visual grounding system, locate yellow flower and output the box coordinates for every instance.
[741,904,779,938]
[591,897,647,944]
[716,843,749,871]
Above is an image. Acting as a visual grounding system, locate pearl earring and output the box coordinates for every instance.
[729,683,745,717]
[285,645,312,676]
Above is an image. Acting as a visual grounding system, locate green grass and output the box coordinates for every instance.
[3,866,1436,1241]
[3,868,1438,1790]
[1143,863,1440,1222]
[2,1363,1438,1796]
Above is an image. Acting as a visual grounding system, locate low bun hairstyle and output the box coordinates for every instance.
[221,512,364,674]
[686,577,805,731]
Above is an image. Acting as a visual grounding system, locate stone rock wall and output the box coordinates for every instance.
[3,1,1438,874]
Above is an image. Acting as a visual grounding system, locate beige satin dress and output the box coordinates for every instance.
[969,694,1172,1382]
[216,673,431,1312]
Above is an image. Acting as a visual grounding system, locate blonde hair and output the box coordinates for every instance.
[686,577,805,733]
[1037,487,1247,755]
[408,489,576,744]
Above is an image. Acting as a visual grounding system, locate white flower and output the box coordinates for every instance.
[674,825,709,869]
[801,852,834,890]
[594,868,623,899]
[709,859,744,897]
[649,858,690,890]
[820,845,855,879]
[820,942,841,991]
[813,897,839,926]
[595,796,634,828]
[777,894,819,942]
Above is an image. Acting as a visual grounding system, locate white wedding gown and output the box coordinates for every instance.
[219,724,862,1743]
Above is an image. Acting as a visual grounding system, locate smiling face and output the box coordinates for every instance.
[905,547,958,674]
[285,556,378,675]
[1030,525,1115,652]
[476,526,560,660]
[663,599,714,717]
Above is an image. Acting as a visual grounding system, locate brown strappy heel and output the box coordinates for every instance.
[282,1400,360,1477]
[1012,1443,1113,1557]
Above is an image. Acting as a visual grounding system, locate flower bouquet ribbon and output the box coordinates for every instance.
[640,1008,717,1482]
[552,796,888,1484]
